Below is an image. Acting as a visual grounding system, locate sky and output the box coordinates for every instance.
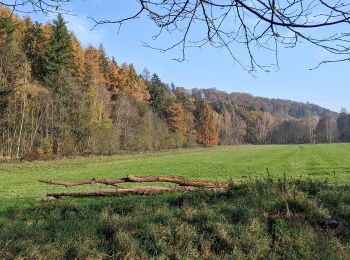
[14,0,350,112]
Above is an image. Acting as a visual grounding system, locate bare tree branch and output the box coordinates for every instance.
[3,0,350,72]
[89,0,350,73]
[0,0,71,14]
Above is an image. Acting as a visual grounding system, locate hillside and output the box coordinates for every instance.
[202,88,336,119]
[1,6,350,160]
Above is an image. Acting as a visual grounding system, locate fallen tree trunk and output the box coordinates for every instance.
[46,186,209,199]
[125,175,228,188]
[39,178,125,187]
[39,175,228,188]
[40,175,229,199]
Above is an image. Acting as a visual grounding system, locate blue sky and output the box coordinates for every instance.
[15,0,349,112]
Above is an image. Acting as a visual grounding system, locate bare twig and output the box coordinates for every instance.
[0,0,71,14]
[89,0,350,72]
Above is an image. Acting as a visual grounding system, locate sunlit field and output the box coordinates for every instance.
[1,144,350,207]
[1,144,350,258]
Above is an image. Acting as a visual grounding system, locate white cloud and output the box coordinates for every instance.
[65,14,105,47]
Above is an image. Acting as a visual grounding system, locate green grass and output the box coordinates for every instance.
[1,144,350,258]
[1,181,350,259]
[1,144,350,209]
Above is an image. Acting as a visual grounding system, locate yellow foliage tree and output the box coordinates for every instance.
[196,101,218,146]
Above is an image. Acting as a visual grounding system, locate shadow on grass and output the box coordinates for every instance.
[1,179,350,259]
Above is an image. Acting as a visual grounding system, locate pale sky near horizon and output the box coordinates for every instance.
[14,0,350,113]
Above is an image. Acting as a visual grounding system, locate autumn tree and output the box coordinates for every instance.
[315,114,338,143]
[195,100,218,146]
[0,12,16,116]
[337,110,350,142]
[123,64,150,102]
[173,87,192,107]
[167,102,186,134]
[235,106,269,144]
[110,95,141,150]
[137,110,171,151]
[0,9,47,158]
[255,112,275,144]
[105,59,123,96]
[70,33,85,84]
[304,116,320,144]
[166,102,194,147]
[218,108,246,145]
[21,18,50,81]
[271,121,308,144]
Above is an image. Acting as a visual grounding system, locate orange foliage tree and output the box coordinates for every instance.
[195,100,218,146]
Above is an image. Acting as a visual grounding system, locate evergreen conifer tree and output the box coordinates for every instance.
[42,14,72,81]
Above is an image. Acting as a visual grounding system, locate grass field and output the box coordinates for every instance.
[1,144,350,258]
[1,144,350,206]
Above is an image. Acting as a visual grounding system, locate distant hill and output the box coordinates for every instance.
[202,88,337,119]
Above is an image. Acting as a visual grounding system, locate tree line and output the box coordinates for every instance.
[0,7,349,159]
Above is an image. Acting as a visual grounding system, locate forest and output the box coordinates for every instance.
[1,6,350,160]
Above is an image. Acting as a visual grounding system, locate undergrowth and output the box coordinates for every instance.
[1,179,350,259]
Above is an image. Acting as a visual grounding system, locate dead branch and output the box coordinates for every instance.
[90,0,350,72]
[46,185,220,199]
[39,175,229,188]
[0,0,70,14]
[40,175,229,198]
[39,178,125,187]
[125,175,228,188]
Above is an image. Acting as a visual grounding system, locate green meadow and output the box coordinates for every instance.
[1,144,350,259]
[1,144,350,206]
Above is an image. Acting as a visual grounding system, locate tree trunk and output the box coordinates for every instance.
[16,92,26,158]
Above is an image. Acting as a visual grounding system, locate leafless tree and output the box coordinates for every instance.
[0,0,70,14]
[90,0,350,73]
[3,0,350,73]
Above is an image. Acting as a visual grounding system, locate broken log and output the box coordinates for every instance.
[39,175,228,188]
[126,175,228,188]
[39,178,125,187]
[40,175,229,199]
[47,186,199,199]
